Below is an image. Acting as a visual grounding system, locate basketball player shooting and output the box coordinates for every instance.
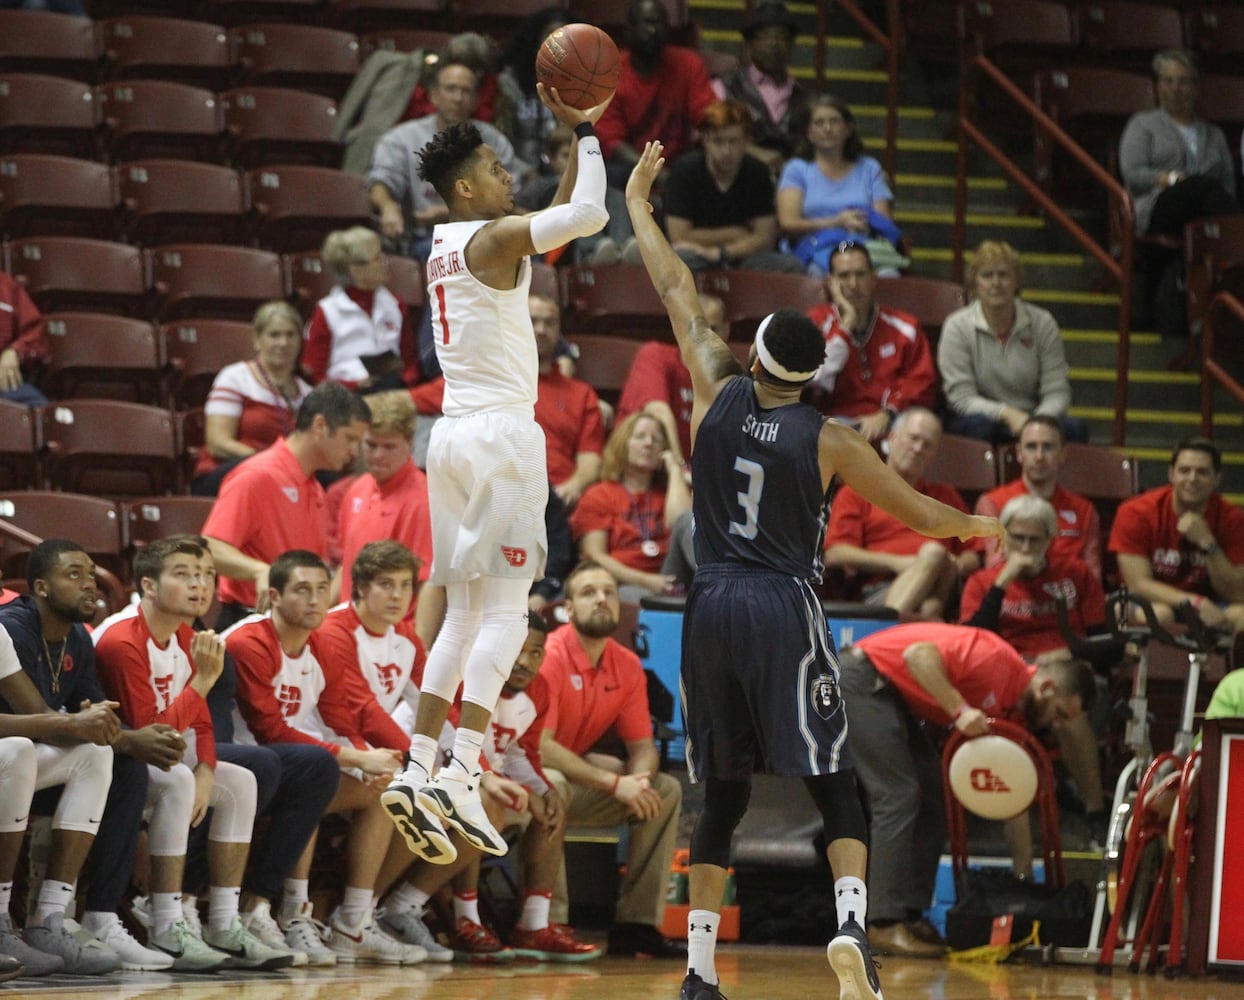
[381,85,612,866]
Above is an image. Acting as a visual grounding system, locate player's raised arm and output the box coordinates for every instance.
[624,141,739,410]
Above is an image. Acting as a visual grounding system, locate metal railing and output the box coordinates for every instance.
[1199,291,1244,437]
[953,53,1135,447]
[829,0,901,183]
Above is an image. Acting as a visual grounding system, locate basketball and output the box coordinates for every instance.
[535,23,620,111]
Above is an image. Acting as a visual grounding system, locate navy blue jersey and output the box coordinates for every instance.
[0,596,104,713]
[690,376,829,581]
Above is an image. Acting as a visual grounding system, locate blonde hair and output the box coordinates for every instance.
[364,390,417,439]
[321,226,382,284]
[252,300,301,336]
[967,240,1023,288]
[601,411,669,483]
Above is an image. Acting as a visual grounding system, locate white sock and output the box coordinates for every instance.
[408,736,439,776]
[279,878,310,924]
[384,881,430,916]
[0,882,11,915]
[152,892,183,936]
[449,729,485,778]
[208,886,240,934]
[835,876,868,928]
[337,886,373,931]
[518,891,551,932]
[453,891,480,925]
[79,911,118,937]
[32,880,74,927]
[687,909,720,986]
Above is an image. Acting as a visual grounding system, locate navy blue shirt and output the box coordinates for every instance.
[690,376,829,580]
[0,596,104,714]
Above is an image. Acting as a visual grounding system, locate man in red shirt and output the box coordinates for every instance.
[532,294,604,508]
[335,392,433,604]
[1110,436,1244,631]
[806,243,938,444]
[0,271,50,406]
[204,382,371,627]
[824,408,978,617]
[537,562,684,959]
[841,623,1094,957]
[974,415,1101,578]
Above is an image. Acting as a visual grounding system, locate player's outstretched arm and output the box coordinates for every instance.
[625,141,738,407]
[821,420,1003,544]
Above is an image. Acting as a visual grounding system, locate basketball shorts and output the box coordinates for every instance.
[426,410,549,585]
[681,564,852,782]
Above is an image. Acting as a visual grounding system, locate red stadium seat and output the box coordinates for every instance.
[6,237,152,317]
[0,74,102,159]
[0,154,119,240]
[204,0,327,26]
[563,264,676,341]
[150,243,285,322]
[39,312,165,405]
[565,334,644,407]
[123,495,216,549]
[0,11,100,82]
[328,0,446,32]
[221,86,343,169]
[0,400,39,492]
[923,432,1001,507]
[1074,2,1186,73]
[118,159,250,247]
[246,165,371,252]
[697,269,825,343]
[0,490,129,596]
[163,318,256,410]
[38,400,181,497]
[873,275,967,350]
[232,23,361,100]
[99,80,226,163]
[358,29,452,58]
[98,16,236,90]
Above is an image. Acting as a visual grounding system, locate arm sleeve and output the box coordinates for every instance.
[528,136,610,253]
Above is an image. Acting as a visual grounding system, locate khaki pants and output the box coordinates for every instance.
[543,763,682,927]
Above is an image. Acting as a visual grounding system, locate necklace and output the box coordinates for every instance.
[250,360,300,436]
[626,485,662,559]
[40,634,66,695]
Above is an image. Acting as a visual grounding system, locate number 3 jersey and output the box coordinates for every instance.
[690,375,829,581]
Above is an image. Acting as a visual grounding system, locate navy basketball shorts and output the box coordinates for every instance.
[681,564,853,783]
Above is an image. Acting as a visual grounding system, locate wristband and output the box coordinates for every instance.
[573,121,596,140]
[609,773,620,795]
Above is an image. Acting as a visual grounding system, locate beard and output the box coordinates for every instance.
[47,593,97,625]
[575,610,619,639]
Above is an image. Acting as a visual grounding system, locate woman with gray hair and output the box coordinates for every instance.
[302,226,420,392]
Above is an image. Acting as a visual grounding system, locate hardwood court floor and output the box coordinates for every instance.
[3,947,1244,1000]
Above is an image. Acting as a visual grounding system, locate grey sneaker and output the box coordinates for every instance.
[827,919,884,1000]
[203,915,295,970]
[0,913,63,976]
[23,913,121,975]
[148,917,229,972]
[377,906,454,962]
[241,900,306,966]
[279,903,337,967]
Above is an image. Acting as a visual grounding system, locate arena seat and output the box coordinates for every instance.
[221,85,342,168]
[118,159,250,247]
[0,154,119,241]
[232,22,361,100]
[0,10,100,82]
[39,312,165,405]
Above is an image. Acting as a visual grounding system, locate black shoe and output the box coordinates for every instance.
[827,919,884,1000]
[607,922,687,958]
[680,971,727,999]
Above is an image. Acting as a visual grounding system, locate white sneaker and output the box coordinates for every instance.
[241,901,306,966]
[326,911,427,965]
[418,759,508,856]
[279,902,337,967]
[377,906,454,962]
[88,914,173,971]
[203,915,296,970]
[23,914,121,975]
[148,917,229,972]
[381,763,458,865]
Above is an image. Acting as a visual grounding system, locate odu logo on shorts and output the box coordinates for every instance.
[810,673,840,720]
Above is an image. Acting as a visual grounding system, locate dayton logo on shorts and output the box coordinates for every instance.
[500,546,528,568]
[969,768,1011,794]
[810,673,839,720]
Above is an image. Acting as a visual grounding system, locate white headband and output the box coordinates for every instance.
[753,313,819,383]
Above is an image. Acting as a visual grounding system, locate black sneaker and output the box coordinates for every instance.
[607,922,687,958]
[827,919,884,1000]
[680,971,727,999]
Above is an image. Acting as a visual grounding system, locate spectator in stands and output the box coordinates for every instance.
[496,7,572,168]
[595,0,716,184]
[806,240,938,443]
[537,561,684,959]
[570,412,692,600]
[776,94,904,276]
[203,382,371,629]
[1109,436,1244,631]
[335,392,433,607]
[938,240,1088,445]
[226,550,427,966]
[403,32,503,129]
[714,0,808,173]
[617,292,728,466]
[532,294,605,507]
[974,415,1102,578]
[839,623,1094,957]
[662,99,803,273]
[368,58,531,263]
[823,407,977,618]
[0,270,49,407]
[94,537,296,971]
[0,620,120,976]
[0,540,189,975]
[192,302,311,498]
[1119,49,1238,340]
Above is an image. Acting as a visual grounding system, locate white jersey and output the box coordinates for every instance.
[319,604,422,728]
[424,219,537,418]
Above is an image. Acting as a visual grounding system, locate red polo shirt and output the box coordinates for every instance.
[337,459,434,598]
[535,370,605,488]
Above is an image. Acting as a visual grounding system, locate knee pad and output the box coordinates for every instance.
[461,609,529,710]
[690,778,751,868]
[803,770,868,846]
